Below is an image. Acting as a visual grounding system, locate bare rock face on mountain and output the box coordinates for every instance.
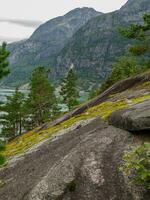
[3,0,150,88]
[55,0,150,88]
[109,100,150,131]
[3,7,101,87]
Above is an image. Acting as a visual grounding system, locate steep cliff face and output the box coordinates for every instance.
[55,0,150,88]
[4,8,101,86]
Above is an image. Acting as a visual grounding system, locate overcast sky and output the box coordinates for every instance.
[0,0,128,43]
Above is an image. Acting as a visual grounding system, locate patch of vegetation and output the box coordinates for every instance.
[60,68,79,110]
[97,14,150,94]
[0,42,10,79]
[131,93,150,104]
[0,140,6,166]
[120,143,150,190]
[0,180,5,188]
[2,91,150,159]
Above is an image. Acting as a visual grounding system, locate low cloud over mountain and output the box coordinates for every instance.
[0,19,42,28]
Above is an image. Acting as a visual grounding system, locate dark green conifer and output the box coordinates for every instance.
[0,42,10,79]
[26,67,59,127]
[60,68,79,110]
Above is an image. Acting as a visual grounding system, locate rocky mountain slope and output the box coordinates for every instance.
[3,8,101,86]
[55,0,150,88]
[0,71,150,199]
[3,0,150,88]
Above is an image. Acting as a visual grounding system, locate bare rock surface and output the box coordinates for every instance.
[44,72,150,128]
[0,118,149,200]
[109,100,150,131]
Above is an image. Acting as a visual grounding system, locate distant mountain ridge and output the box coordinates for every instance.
[3,7,101,86]
[2,0,150,88]
[54,0,150,88]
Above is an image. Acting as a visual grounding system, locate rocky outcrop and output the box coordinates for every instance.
[109,100,150,131]
[0,74,150,199]
[0,118,149,200]
[44,71,150,127]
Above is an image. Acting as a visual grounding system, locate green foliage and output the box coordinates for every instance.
[0,42,10,165]
[0,88,25,139]
[0,140,6,151]
[99,14,150,93]
[99,56,138,93]
[88,88,98,100]
[60,68,79,110]
[0,42,10,79]
[119,14,150,40]
[120,143,150,189]
[0,140,6,166]
[0,155,6,166]
[26,66,60,128]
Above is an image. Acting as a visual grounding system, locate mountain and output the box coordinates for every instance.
[2,0,150,89]
[55,0,150,89]
[3,7,101,87]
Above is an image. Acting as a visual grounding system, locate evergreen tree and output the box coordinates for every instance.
[0,42,10,165]
[60,68,79,110]
[0,140,6,165]
[99,14,150,93]
[119,13,150,68]
[0,42,10,79]
[0,88,25,139]
[26,67,59,127]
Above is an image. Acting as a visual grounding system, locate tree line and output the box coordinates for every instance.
[0,45,79,141]
[90,13,150,97]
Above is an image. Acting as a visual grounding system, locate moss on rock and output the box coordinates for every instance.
[2,89,150,159]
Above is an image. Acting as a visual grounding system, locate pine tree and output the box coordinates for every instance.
[0,88,25,139]
[60,68,79,110]
[119,13,150,68]
[0,88,24,138]
[26,67,59,127]
[0,42,10,165]
[0,42,10,79]
[99,14,150,93]
[0,140,6,165]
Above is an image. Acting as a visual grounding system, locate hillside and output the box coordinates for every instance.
[55,0,150,88]
[3,7,101,87]
[2,0,150,89]
[0,71,150,199]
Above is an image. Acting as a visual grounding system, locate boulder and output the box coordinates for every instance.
[109,100,150,131]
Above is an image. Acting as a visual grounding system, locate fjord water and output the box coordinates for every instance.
[0,88,28,103]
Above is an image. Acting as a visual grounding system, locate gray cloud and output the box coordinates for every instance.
[0,19,42,28]
[0,35,27,43]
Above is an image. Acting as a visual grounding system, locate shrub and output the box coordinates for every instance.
[0,155,6,166]
[0,140,6,151]
[0,140,6,166]
[120,143,150,189]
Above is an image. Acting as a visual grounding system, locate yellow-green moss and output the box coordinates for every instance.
[132,81,150,91]
[131,93,150,104]
[0,180,5,188]
[2,91,150,159]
